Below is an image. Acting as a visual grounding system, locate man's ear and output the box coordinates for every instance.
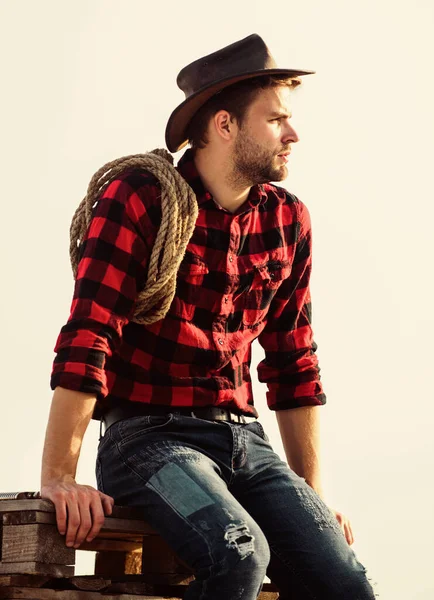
[214,111,236,140]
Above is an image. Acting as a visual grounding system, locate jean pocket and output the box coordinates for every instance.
[246,421,270,443]
[117,414,175,445]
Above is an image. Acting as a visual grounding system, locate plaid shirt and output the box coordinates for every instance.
[51,148,326,417]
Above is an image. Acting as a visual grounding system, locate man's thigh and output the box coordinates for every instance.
[96,416,270,582]
[233,423,375,599]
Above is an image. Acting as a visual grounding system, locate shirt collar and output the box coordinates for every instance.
[176,147,268,214]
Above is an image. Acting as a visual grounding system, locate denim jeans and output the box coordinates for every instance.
[96,413,375,599]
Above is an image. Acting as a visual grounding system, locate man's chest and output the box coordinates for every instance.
[170,205,299,329]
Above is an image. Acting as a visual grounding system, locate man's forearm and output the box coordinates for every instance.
[276,405,324,498]
[41,387,97,487]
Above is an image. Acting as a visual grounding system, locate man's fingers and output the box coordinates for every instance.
[73,493,94,548]
[99,492,114,515]
[41,483,113,548]
[51,495,67,536]
[57,507,67,536]
[86,496,106,542]
[76,491,115,545]
[331,509,354,545]
[65,498,81,547]
[41,487,69,536]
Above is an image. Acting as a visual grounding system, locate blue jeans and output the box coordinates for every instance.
[96,414,375,599]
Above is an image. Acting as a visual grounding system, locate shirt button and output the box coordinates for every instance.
[218,339,224,345]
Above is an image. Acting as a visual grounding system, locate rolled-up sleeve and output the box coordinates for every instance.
[50,170,159,398]
[257,199,326,411]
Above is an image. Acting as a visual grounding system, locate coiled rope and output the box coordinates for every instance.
[69,148,198,325]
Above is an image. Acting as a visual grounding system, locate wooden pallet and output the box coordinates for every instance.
[0,499,279,599]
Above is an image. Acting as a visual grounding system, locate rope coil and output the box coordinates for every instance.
[69,148,198,325]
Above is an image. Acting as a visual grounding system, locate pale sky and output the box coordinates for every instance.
[1,1,433,598]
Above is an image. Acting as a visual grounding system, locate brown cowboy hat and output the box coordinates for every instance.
[165,34,315,153]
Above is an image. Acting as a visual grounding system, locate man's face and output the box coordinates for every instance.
[231,85,299,185]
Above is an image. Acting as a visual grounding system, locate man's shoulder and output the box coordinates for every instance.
[111,167,162,193]
[262,182,301,207]
[99,167,162,214]
[261,183,311,235]
[261,183,307,221]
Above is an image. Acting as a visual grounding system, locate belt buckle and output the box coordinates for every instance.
[231,412,242,424]
[227,409,238,423]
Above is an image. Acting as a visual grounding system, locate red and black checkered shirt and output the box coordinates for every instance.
[51,148,326,417]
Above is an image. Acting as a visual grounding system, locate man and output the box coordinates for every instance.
[41,34,375,599]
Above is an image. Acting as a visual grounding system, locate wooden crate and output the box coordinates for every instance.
[0,499,279,599]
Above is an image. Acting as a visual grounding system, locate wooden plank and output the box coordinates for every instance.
[2,514,146,544]
[109,583,278,599]
[78,540,141,553]
[2,525,75,565]
[119,583,277,599]
[108,580,190,595]
[0,508,156,535]
[0,576,49,588]
[130,573,193,585]
[0,587,180,599]
[93,533,142,542]
[2,513,55,527]
[6,575,277,598]
[0,563,73,577]
[69,577,165,595]
[0,501,54,514]
[69,577,109,592]
[3,512,155,537]
[101,518,154,536]
[0,502,146,522]
[69,579,188,596]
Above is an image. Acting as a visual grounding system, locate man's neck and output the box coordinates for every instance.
[193,148,251,214]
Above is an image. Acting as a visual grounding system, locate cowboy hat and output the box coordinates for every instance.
[165,33,314,153]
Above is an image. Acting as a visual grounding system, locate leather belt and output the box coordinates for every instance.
[101,402,257,432]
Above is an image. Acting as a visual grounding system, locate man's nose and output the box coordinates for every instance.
[283,123,299,144]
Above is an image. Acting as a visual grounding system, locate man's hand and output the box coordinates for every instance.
[331,509,354,545]
[40,388,112,548]
[41,476,114,549]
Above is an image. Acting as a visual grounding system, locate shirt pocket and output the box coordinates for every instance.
[242,260,292,326]
[178,252,209,281]
[171,252,210,320]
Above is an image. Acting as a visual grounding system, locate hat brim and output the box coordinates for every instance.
[165,68,315,153]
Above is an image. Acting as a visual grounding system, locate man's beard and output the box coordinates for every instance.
[230,129,287,187]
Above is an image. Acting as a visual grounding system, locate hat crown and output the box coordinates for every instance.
[177,34,277,99]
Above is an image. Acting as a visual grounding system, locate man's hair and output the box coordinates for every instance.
[185,75,301,150]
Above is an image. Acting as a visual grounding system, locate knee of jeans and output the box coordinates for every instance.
[219,519,270,574]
